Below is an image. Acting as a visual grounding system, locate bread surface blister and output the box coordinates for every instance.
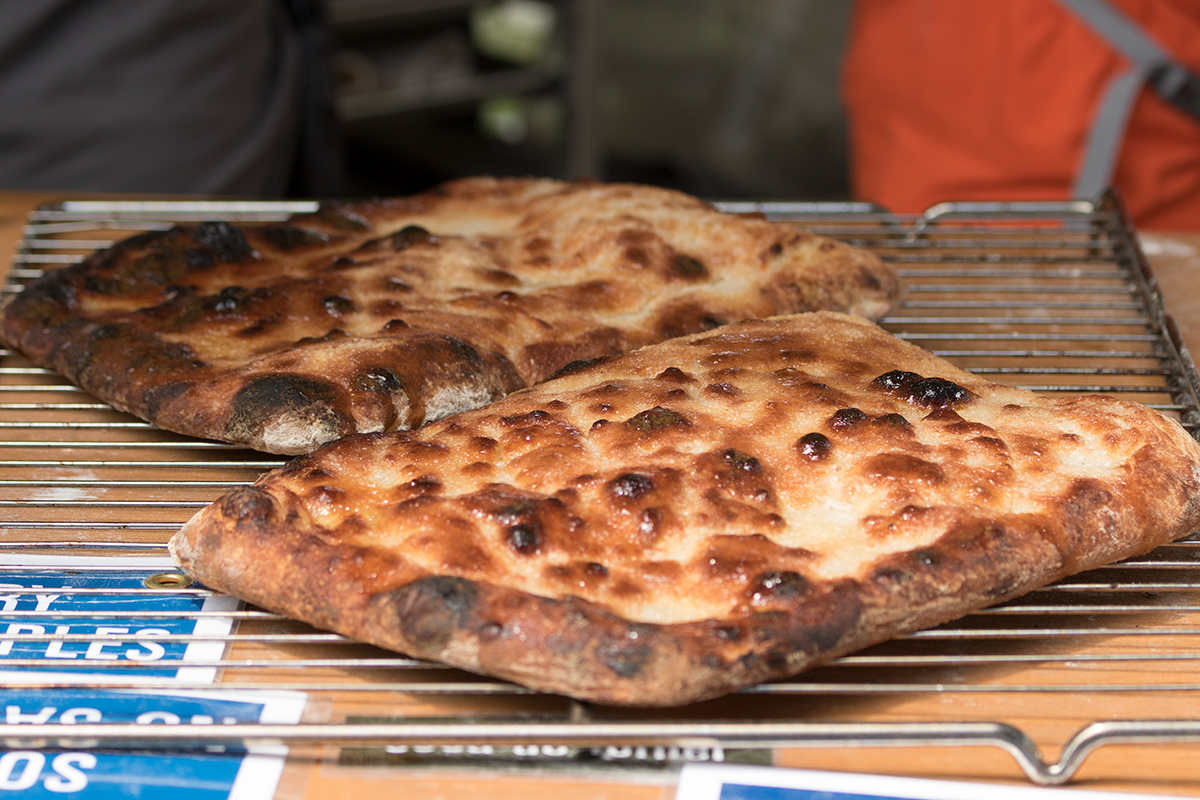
[170,311,1200,706]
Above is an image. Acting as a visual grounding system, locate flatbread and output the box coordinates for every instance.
[169,311,1200,706]
[0,177,899,454]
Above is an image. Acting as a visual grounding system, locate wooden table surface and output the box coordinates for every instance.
[2,191,1200,799]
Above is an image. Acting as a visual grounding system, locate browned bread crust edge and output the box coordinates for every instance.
[0,178,901,454]
[168,312,1200,706]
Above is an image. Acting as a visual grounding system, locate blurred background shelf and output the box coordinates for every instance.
[326,0,851,199]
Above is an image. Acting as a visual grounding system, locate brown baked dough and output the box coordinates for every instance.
[169,311,1200,706]
[0,177,898,454]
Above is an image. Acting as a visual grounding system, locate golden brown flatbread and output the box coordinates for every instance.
[169,312,1200,706]
[0,178,898,454]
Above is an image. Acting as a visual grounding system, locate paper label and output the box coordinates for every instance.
[0,556,235,683]
[0,687,305,799]
[675,764,1173,800]
[0,556,305,800]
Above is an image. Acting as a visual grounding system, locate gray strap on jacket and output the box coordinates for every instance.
[1055,0,1200,198]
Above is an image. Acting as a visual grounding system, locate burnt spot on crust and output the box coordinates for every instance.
[469,435,498,455]
[184,248,214,268]
[476,268,521,286]
[671,254,708,279]
[122,250,194,287]
[190,221,254,262]
[86,324,121,347]
[463,487,575,557]
[656,367,695,384]
[870,565,912,588]
[297,328,347,346]
[445,336,484,369]
[871,370,923,392]
[307,205,370,231]
[654,301,728,340]
[761,241,785,260]
[494,500,537,526]
[869,519,1032,605]
[617,228,659,268]
[796,432,832,461]
[158,284,194,304]
[521,323,629,383]
[607,472,656,500]
[828,407,868,430]
[263,225,328,250]
[381,318,408,333]
[625,406,690,432]
[505,525,541,554]
[858,263,883,290]
[711,623,742,642]
[355,366,403,394]
[216,486,279,532]
[63,325,204,400]
[1052,477,1122,570]
[594,629,654,678]
[38,271,81,311]
[323,295,356,317]
[128,339,204,375]
[207,286,254,315]
[739,579,865,670]
[908,377,972,408]
[704,382,742,399]
[406,475,443,495]
[391,225,438,250]
[872,413,913,431]
[923,407,965,424]
[499,408,553,428]
[698,449,776,512]
[749,571,810,604]
[142,380,191,418]
[910,547,944,568]
[721,449,761,474]
[226,374,349,449]
[543,355,615,382]
[524,235,551,255]
[872,370,971,408]
[390,575,479,651]
[107,228,173,252]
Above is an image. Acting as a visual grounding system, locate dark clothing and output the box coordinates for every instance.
[0,0,332,196]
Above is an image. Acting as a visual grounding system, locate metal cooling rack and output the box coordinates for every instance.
[1,193,1200,787]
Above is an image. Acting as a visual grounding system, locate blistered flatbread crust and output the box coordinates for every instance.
[0,178,899,454]
[170,312,1200,706]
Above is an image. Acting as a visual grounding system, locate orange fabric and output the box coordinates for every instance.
[841,0,1200,230]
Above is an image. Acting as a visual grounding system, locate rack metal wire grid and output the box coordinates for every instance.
[1,193,1199,787]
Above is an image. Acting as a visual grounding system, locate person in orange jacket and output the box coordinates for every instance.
[841,0,1200,230]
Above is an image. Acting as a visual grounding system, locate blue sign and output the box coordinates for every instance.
[0,557,305,799]
[0,687,305,799]
[0,561,236,682]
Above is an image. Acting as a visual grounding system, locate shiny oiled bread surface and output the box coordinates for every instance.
[0,177,898,453]
[170,312,1200,706]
